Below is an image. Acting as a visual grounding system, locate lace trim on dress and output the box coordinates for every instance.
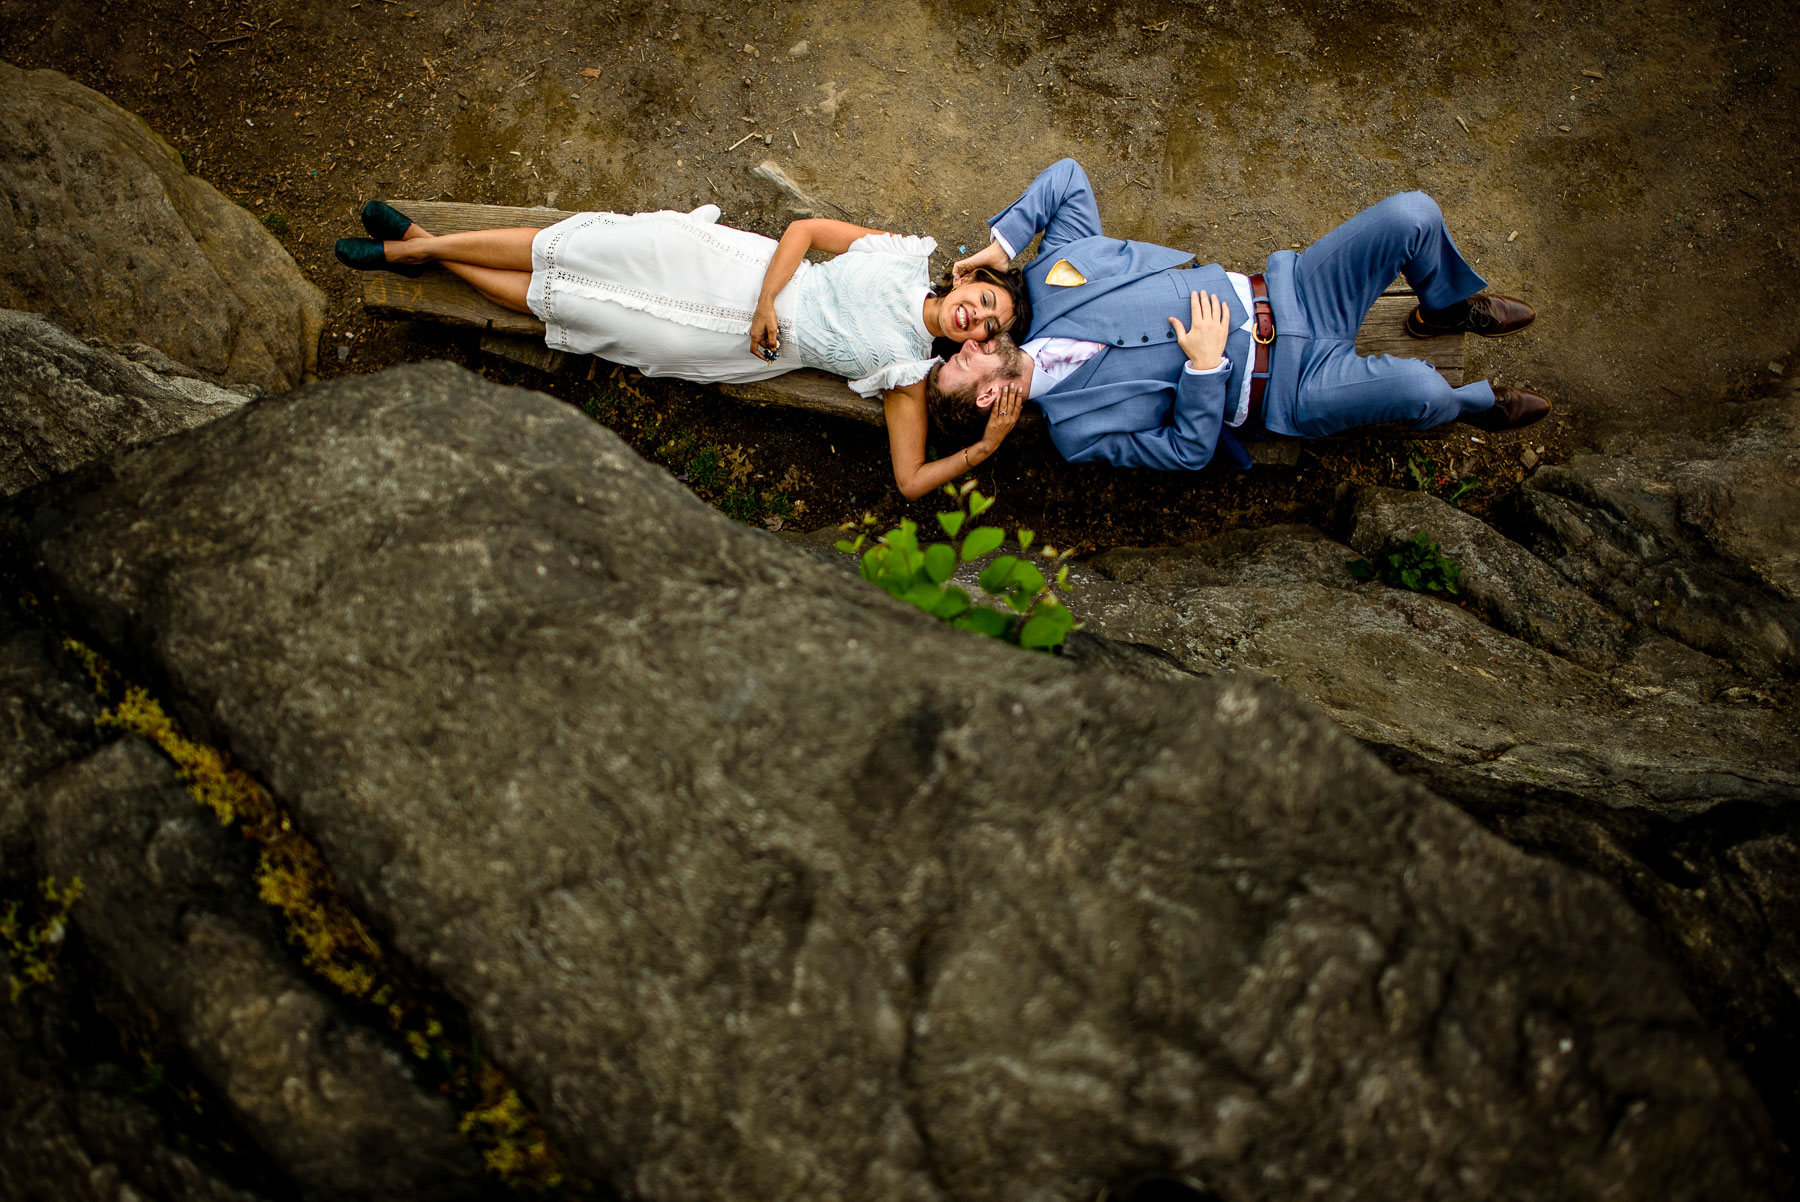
[847,355,941,397]
[845,232,938,260]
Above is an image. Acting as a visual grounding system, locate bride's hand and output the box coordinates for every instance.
[978,383,1025,450]
[952,239,1010,287]
[749,304,780,361]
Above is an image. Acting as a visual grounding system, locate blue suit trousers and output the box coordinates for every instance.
[1270,191,1497,437]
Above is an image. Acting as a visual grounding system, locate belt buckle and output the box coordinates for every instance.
[1254,317,1275,345]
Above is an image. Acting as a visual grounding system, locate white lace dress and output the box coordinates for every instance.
[526,206,940,396]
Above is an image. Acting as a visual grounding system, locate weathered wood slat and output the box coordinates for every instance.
[360,202,1464,427]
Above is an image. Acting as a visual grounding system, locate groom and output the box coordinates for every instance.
[937,159,1547,470]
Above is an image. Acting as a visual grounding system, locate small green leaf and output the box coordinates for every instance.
[1055,564,1070,589]
[923,544,956,584]
[969,491,996,518]
[1017,528,1034,550]
[962,526,1005,561]
[1020,605,1075,649]
[901,581,944,611]
[937,511,966,538]
[885,520,920,557]
[978,555,1019,593]
[1347,559,1374,579]
[1011,561,1046,594]
[931,586,972,618]
[952,607,1013,637]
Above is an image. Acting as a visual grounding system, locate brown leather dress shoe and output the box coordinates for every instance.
[1463,384,1551,431]
[1406,293,1536,338]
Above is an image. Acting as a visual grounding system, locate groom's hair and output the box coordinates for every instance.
[925,335,1028,436]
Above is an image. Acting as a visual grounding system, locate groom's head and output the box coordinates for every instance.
[926,335,1029,433]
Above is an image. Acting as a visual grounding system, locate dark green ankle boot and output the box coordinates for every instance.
[334,236,425,277]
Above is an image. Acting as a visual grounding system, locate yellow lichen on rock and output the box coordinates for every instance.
[3,875,85,1002]
[64,637,581,1192]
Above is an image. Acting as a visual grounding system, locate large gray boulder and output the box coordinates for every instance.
[1081,525,1799,815]
[0,361,1781,1200]
[1335,484,1630,671]
[0,308,252,497]
[0,617,486,1202]
[0,62,323,393]
[1498,384,1800,680]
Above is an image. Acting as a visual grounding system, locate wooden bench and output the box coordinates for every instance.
[361,201,1466,457]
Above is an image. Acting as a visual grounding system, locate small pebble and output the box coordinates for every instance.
[1520,448,1540,469]
[789,40,809,57]
[336,345,350,362]
[1769,361,1786,375]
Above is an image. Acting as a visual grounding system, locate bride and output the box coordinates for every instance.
[336,200,1031,498]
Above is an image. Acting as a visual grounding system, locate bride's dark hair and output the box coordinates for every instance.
[927,265,1032,362]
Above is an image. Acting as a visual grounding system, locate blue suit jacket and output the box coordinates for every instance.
[991,159,1269,471]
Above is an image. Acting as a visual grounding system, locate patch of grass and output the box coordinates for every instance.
[573,377,807,530]
[685,446,722,490]
[718,484,760,523]
[261,212,289,236]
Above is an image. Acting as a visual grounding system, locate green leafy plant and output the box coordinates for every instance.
[261,212,289,236]
[1444,475,1480,506]
[1405,445,1435,492]
[836,482,1078,651]
[3,875,84,1002]
[1348,531,1463,595]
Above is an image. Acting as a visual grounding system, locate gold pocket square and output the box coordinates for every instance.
[1044,259,1087,287]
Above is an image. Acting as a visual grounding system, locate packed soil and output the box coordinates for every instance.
[4,0,1796,550]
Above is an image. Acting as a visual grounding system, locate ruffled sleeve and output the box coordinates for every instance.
[847,355,941,398]
[846,232,938,260]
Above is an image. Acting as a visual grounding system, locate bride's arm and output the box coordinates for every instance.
[882,381,1024,500]
[749,218,885,358]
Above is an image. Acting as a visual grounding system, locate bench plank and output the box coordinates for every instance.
[361,202,1464,430]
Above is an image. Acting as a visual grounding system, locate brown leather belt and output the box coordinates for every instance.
[1246,272,1275,431]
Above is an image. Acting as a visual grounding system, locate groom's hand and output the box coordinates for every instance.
[952,239,1011,286]
[1168,291,1231,372]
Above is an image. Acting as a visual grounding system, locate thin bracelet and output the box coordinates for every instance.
[961,447,972,469]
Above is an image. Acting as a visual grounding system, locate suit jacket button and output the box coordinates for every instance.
[1141,335,1150,342]
[1115,338,1124,345]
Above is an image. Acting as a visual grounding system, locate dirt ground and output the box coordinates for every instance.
[4,0,1796,550]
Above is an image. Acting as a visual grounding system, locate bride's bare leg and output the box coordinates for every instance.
[441,263,533,312]
[392,220,533,313]
[386,226,537,271]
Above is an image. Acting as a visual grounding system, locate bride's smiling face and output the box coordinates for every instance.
[937,279,1016,342]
